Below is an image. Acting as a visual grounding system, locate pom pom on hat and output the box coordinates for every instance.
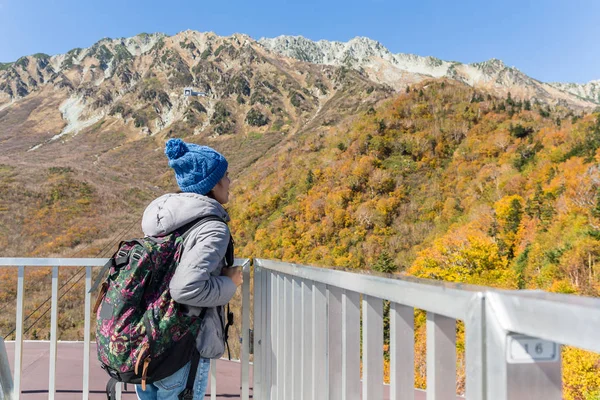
[165,138,189,160]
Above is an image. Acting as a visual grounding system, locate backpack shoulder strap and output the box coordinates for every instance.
[178,349,201,400]
[89,239,145,294]
[105,377,119,400]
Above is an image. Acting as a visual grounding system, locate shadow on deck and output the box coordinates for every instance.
[2,341,459,399]
[4,341,253,399]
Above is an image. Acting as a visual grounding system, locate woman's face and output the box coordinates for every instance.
[211,171,230,204]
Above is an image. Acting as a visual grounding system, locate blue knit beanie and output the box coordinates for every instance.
[165,138,228,195]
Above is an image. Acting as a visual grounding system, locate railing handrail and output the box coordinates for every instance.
[5,258,600,343]
[4,257,600,347]
[256,258,483,320]
[0,258,108,266]
[255,258,600,351]
[256,258,490,291]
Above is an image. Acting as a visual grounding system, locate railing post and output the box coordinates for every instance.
[241,261,251,400]
[465,293,485,400]
[292,278,302,399]
[390,303,414,400]
[270,271,279,400]
[328,286,343,400]
[276,273,285,400]
[301,279,313,400]
[284,275,293,399]
[426,313,456,400]
[263,270,272,399]
[83,266,92,400]
[49,266,59,400]
[485,292,562,400]
[0,337,14,400]
[13,265,24,400]
[115,383,122,400]
[210,358,217,400]
[342,290,360,400]
[312,282,327,400]
[362,295,383,400]
[253,265,263,398]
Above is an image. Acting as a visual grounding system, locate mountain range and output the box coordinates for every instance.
[1,31,598,125]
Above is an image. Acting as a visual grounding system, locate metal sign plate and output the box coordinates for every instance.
[506,334,559,364]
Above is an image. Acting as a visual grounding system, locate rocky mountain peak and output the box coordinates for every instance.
[473,58,506,71]
[260,35,599,108]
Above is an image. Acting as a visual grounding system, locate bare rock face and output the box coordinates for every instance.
[550,80,600,105]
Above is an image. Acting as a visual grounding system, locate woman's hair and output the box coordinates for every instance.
[176,189,216,199]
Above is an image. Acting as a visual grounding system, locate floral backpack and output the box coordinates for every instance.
[90,215,232,399]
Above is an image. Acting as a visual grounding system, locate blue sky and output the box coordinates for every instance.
[0,0,598,83]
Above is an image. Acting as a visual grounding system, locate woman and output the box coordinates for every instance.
[137,138,243,399]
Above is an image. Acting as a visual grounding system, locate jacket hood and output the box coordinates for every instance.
[141,192,229,237]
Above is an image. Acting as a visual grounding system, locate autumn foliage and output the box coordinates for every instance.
[228,81,600,399]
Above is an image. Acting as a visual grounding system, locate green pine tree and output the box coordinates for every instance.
[373,251,398,273]
[306,169,315,191]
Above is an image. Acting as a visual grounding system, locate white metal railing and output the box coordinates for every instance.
[247,259,482,400]
[0,257,250,400]
[3,258,600,400]
[0,258,105,400]
[245,259,600,400]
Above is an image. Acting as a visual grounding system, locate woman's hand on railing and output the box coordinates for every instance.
[222,266,243,287]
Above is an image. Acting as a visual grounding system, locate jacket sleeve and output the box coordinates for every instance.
[169,219,237,308]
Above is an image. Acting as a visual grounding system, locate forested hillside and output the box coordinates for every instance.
[228,80,600,399]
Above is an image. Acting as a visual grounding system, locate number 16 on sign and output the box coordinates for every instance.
[506,334,559,364]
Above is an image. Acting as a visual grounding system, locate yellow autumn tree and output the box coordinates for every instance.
[410,227,518,288]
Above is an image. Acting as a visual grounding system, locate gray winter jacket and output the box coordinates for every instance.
[141,192,237,359]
